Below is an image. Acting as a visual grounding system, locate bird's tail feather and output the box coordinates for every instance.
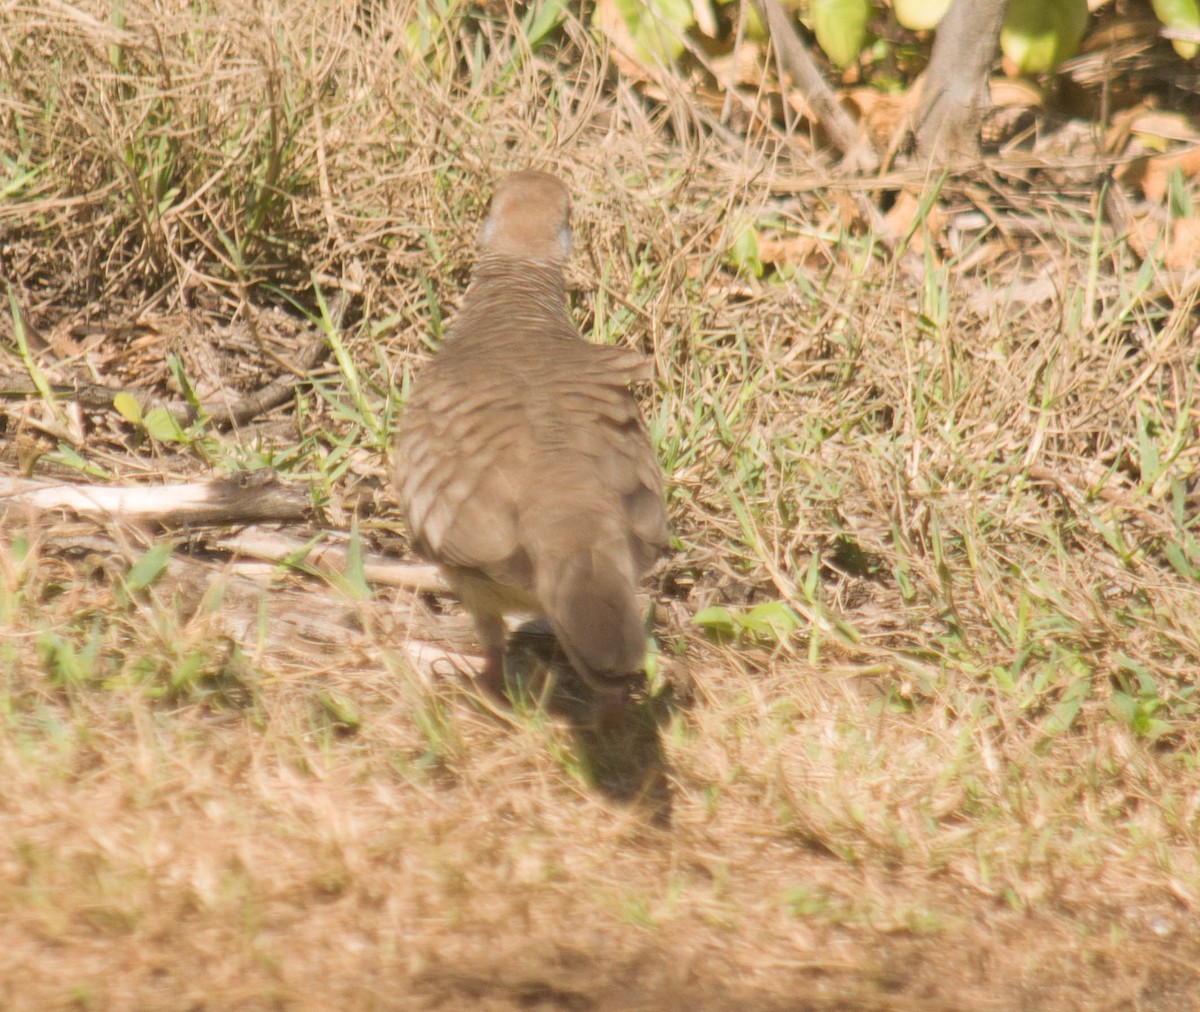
[535,538,647,687]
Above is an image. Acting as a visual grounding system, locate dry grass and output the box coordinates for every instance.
[3,1,1200,1008]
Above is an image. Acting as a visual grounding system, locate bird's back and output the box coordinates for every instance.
[398,320,667,596]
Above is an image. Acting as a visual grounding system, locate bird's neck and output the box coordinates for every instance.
[461,256,572,330]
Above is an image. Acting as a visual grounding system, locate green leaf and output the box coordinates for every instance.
[893,0,952,31]
[1041,677,1089,736]
[1136,407,1161,485]
[142,406,186,442]
[522,0,567,47]
[1167,167,1194,219]
[1001,0,1089,75]
[8,284,54,405]
[317,689,362,731]
[127,542,174,591]
[1152,0,1200,59]
[344,522,372,601]
[171,652,207,690]
[693,601,800,646]
[167,353,203,415]
[0,162,42,202]
[728,220,763,278]
[744,2,768,42]
[599,0,696,66]
[112,391,143,425]
[693,605,739,638]
[643,634,660,684]
[743,600,801,641]
[1163,540,1199,580]
[810,0,871,69]
[39,632,86,687]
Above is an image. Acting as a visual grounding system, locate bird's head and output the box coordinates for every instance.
[478,169,572,263]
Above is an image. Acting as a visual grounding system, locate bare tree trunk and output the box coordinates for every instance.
[916,0,1010,164]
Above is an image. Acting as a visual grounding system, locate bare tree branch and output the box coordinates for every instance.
[752,0,879,173]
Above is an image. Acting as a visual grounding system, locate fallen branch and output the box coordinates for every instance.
[1,469,310,527]
[207,331,328,430]
[3,471,448,587]
[216,529,447,591]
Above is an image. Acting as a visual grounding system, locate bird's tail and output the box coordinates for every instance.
[533,530,648,690]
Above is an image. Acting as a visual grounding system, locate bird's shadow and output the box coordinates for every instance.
[494,623,677,827]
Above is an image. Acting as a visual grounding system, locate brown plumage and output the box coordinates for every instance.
[395,169,669,696]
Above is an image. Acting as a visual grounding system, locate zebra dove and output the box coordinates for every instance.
[395,169,669,698]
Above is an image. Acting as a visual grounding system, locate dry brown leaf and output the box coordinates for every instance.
[844,87,919,149]
[757,231,820,268]
[709,41,766,88]
[884,189,945,254]
[1166,216,1200,272]
[1079,16,1159,52]
[989,77,1043,109]
[830,190,860,232]
[591,0,655,84]
[1121,146,1200,203]
[692,0,717,38]
[1126,212,1165,261]
[1126,111,1200,146]
[1106,101,1156,154]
